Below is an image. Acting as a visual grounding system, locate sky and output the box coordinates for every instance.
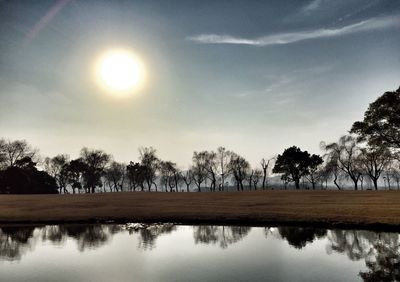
[0,0,400,168]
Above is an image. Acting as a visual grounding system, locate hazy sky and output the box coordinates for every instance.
[1,0,399,167]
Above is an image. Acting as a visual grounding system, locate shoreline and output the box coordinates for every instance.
[1,190,400,231]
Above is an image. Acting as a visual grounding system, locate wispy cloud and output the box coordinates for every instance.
[187,15,400,47]
[302,0,325,13]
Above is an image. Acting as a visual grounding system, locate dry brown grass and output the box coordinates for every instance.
[1,190,400,229]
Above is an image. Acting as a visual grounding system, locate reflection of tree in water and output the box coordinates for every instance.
[0,224,113,260]
[193,226,251,249]
[41,225,111,251]
[0,223,177,260]
[360,243,400,282]
[0,226,37,260]
[124,223,177,250]
[327,230,377,260]
[327,229,400,281]
[59,225,111,251]
[265,227,327,249]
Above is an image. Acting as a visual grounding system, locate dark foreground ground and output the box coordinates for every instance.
[1,191,400,230]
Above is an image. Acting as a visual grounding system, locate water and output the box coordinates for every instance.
[0,224,398,282]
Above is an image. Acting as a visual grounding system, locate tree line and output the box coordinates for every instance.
[0,86,399,194]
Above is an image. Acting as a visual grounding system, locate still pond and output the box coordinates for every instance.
[0,224,398,281]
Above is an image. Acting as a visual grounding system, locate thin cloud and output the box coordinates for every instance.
[187,15,400,46]
[302,0,325,13]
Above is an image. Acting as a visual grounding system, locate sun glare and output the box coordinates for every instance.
[96,49,144,95]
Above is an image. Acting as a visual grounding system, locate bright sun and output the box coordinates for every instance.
[96,49,144,94]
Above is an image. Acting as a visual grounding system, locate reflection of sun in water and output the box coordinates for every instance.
[96,49,145,95]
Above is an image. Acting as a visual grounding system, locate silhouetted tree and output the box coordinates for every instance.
[139,147,159,192]
[126,162,146,191]
[216,147,232,191]
[304,154,324,189]
[260,158,273,189]
[104,161,126,192]
[389,162,400,190]
[65,158,86,194]
[192,151,208,192]
[159,160,181,192]
[44,154,70,194]
[228,153,250,191]
[359,146,392,190]
[252,169,263,190]
[0,139,6,169]
[322,151,344,190]
[203,150,218,191]
[0,139,37,168]
[182,169,193,192]
[273,146,323,189]
[170,165,182,192]
[159,160,173,192]
[324,136,363,190]
[0,157,58,194]
[80,148,111,193]
[247,169,254,190]
[351,86,400,149]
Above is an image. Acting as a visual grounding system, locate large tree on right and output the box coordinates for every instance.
[351,86,400,149]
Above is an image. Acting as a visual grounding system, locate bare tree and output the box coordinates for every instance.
[304,155,324,190]
[182,169,193,192]
[65,158,86,194]
[228,153,250,191]
[139,147,159,192]
[203,151,218,192]
[0,139,37,168]
[192,151,208,192]
[159,160,181,192]
[105,161,126,192]
[44,154,70,194]
[359,146,392,190]
[170,165,182,192]
[216,147,232,191]
[0,139,6,169]
[260,157,274,189]
[390,166,400,190]
[252,169,263,190]
[324,136,363,190]
[159,161,173,192]
[80,148,111,193]
[126,162,146,191]
[247,170,254,190]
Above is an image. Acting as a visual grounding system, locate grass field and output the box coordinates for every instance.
[1,190,400,230]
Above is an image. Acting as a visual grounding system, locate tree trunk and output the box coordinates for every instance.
[262,170,266,190]
[373,178,378,190]
[354,181,358,191]
[333,175,341,190]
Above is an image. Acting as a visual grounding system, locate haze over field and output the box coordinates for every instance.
[1,0,400,166]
